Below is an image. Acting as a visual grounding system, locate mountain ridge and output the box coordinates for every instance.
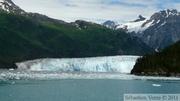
[0,0,154,69]
[103,9,180,50]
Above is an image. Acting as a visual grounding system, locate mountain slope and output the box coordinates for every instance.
[139,9,180,50]
[103,9,180,50]
[131,40,180,77]
[0,11,154,69]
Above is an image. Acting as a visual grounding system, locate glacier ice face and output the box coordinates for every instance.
[16,55,140,73]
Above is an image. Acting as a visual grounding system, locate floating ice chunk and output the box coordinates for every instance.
[0,70,180,81]
[9,68,14,71]
[152,84,161,87]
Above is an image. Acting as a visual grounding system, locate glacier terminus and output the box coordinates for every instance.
[16,56,139,73]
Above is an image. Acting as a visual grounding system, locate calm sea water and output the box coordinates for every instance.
[0,78,180,101]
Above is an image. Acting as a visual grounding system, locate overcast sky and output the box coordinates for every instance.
[12,0,180,24]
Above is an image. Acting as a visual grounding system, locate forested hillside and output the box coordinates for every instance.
[131,41,180,77]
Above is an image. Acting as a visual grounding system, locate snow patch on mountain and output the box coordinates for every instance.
[156,20,160,24]
[158,21,166,28]
[0,0,25,14]
[0,0,11,12]
[165,9,169,18]
[117,20,146,33]
[116,17,155,34]
[0,0,5,10]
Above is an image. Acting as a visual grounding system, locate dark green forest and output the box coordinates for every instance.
[131,40,180,76]
[0,12,154,69]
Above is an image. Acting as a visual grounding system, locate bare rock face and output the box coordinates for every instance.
[140,9,180,50]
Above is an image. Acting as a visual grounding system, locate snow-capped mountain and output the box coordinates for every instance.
[0,0,25,14]
[139,9,180,50]
[0,0,66,23]
[103,9,180,50]
[116,15,149,34]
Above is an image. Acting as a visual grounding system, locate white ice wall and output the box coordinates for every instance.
[16,56,139,73]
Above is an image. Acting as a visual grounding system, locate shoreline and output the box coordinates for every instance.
[132,72,180,78]
[0,69,180,80]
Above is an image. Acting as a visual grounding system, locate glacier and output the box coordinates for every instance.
[1,56,180,81]
[116,17,155,34]
[2,55,180,81]
[16,55,139,73]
